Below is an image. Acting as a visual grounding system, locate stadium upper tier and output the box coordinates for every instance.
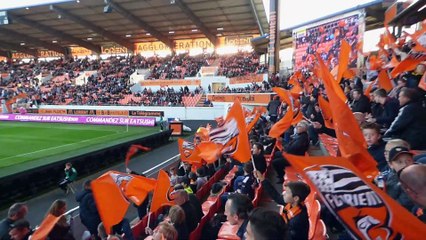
[0,52,267,106]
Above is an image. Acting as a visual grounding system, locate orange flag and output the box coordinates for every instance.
[336,40,350,83]
[246,113,261,133]
[291,110,304,125]
[150,170,174,213]
[317,54,378,177]
[204,99,251,163]
[284,154,426,240]
[377,69,393,92]
[31,214,61,240]
[318,96,333,129]
[383,55,400,69]
[269,87,294,138]
[91,171,157,233]
[419,72,426,91]
[125,144,151,167]
[269,107,293,139]
[364,80,377,99]
[390,55,426,78]
[197,141,222,163]
[290,83,303,98]
[178,138,202,166]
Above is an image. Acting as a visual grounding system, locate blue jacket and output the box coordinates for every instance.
[75,189,101,234]
[375,97,400,128]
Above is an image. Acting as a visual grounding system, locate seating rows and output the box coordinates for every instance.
[318,134,339,157]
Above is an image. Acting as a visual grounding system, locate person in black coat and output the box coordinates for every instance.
[75,180,101,238]
[267,95,281,123]
[272,121,310,183]
[384,88,426,150]
[251,142,267,174]
[367,88,400,128]
[350,88,371,113]
[254,171,310,240]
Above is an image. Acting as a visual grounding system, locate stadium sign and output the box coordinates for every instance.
[0,114,155,127]
[25,108,164,117]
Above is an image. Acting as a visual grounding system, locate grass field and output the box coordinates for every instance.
[0,122,159,177]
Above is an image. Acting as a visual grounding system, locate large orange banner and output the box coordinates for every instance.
[139,79,201,87]
[207,93,272,104]
[229,74,264,84]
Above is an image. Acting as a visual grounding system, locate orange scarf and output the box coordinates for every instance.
[281,203,303,224]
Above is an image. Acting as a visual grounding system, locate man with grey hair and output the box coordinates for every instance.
[0,203,28,240]
[272,120,310,183]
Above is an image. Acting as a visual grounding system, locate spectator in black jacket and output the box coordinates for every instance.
[267,96,281,123]
[362,123,387,172]
[254,171,310,240]
[251,142,267,174]
[171,189,201,232]
[272,121,310,183]
[75,180,101,238]
[367,88,399,128]
[350,88,371,113]
[384,88,426,150]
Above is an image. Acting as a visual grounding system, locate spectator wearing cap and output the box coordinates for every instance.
[367,88,400,128]
[244,208,287,240]
[384,88,426,150]
[8,220,32,240]
[0,203,28,240]
[350,88,371,114]
[224,193,253,240]
[384,146,416,211]
[398,164,426,223]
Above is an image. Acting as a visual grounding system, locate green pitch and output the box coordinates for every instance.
[0,122,159,178]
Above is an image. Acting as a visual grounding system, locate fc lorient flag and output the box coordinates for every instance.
[284,154,426,239]
[91,171,156,233]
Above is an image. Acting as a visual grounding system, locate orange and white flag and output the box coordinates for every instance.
[285,154,426,240]
[91,171,157,233]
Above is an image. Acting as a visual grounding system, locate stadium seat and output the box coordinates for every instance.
[314,219,327,240]
[217,221,241,240]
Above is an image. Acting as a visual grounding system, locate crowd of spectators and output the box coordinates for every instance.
[0,52,267,109]
[217,52,267,78]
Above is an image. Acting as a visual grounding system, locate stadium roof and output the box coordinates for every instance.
[0,0,269,56]
[252,0,387,53]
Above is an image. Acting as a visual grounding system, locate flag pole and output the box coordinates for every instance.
[251,155,260,183]
[126,113,129,133]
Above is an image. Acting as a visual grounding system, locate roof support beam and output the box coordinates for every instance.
[9,13,102,54]
[51,5,134,51]
[0,40,39,57]
[0,29,67,55]
[174,0,218,46]
[249,0,264,35]
[108,1,174,49]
